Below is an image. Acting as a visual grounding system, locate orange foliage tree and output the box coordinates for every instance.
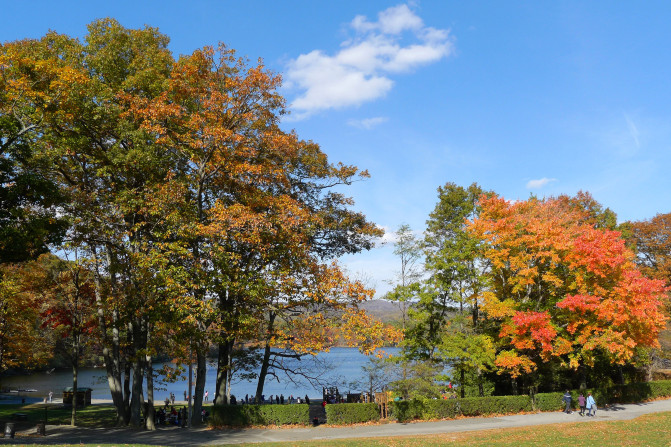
[125,44,390,407]
[626,213,671,286]
[469,194,668,384]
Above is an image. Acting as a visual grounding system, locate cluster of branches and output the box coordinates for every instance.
[386,184,669,398]
[0,19,398,429]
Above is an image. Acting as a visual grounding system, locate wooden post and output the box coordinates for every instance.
[374,392,389,419]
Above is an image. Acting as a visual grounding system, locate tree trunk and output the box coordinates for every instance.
[71,348,78,426]
[92,248,127,425]
[255,341,272,402]
[144,327,155,430]
[123,361,131,424]
[255,312,275,402]
[214,339,233,405]
[192,346,207,426]
[460,368,465,398]
[129,318,144,427]
[477,369,484,397]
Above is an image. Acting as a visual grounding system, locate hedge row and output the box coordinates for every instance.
[460,395,533,416]
[607,380,671,404]
[325,403,380,425]
[391,395,532,422]
[207,380,671,426]
[393,380,671,423]
[209,404,309,427]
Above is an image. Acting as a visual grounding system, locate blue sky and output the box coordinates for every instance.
[4,1,671,296]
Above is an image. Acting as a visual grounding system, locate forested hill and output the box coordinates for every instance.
[359,300,404,324]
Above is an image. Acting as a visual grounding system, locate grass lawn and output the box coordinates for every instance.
[228,411,671,447]
[0,405,670,446]
[0,402,118,428]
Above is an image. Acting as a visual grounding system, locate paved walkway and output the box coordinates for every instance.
[5,398,671,446]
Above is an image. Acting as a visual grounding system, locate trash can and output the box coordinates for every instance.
[4,422,15,438]
[36,422,46,436]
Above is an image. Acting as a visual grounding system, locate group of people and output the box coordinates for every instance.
[156,406,187,426]
[563,390,597,416]
[240,393,311,405]
[156,404,210,426]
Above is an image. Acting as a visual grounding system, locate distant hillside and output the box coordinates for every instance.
[359,299,404,323]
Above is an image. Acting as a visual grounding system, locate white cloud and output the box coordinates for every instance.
[376,226,398,245]
[286,4,452,117]
[347,116,388,129]
[526,177,558,189]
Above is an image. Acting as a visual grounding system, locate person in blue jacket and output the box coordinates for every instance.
[562,390,572,414]
[586,392,597,417]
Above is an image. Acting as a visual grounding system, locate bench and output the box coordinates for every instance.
[11,413,28,421]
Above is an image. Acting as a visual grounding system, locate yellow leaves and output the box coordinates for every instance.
[494,350,536,378]
[340,308,402,355]
[481,291,515,319]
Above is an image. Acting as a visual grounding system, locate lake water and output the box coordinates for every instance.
[0,347,400,403]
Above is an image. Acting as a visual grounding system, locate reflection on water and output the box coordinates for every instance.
[0,347,399,401]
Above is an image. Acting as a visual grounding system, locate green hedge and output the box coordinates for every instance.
[325,402,380,425]
[422,399,460,420]
[209,404,309,427]
[391,395,531,422]
[390,399,460,422]
[533,392,568,412]
[459,395,533,416]
[208,380,671,426]
[607,380,671,404]
[389,399,424,422]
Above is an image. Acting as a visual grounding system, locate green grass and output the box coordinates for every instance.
[1,405,670,447]
[0,402,118,428]
[226,411,671,447]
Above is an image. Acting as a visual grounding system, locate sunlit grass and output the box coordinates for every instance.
[226,411,671,447]
[0,402,118,427]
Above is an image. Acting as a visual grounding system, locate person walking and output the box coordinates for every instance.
[586,392,596,417]
[204,390,209,402]
[562,390,572,414]
[578,393,586,416]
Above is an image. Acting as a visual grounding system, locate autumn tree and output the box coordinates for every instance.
[3,20,386,429]
[469,193,668,391]
[126,44,387,413]
[400,183,495,397]
[1,20,179,427]
[16,253,96,425]
[626,212,671,286]
[0,38,70,263]
[0,266,51,382]
[624,212,671,370]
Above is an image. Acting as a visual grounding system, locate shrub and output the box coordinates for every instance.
[325,403,380,425]
[389,399,425,422]
[607,380,671,404]
[421,399,460,419]
[209,404,309,427]
[391,395,531,422]
[533,392,565,412]
[459,395,532,416]
[647,380,671,398]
